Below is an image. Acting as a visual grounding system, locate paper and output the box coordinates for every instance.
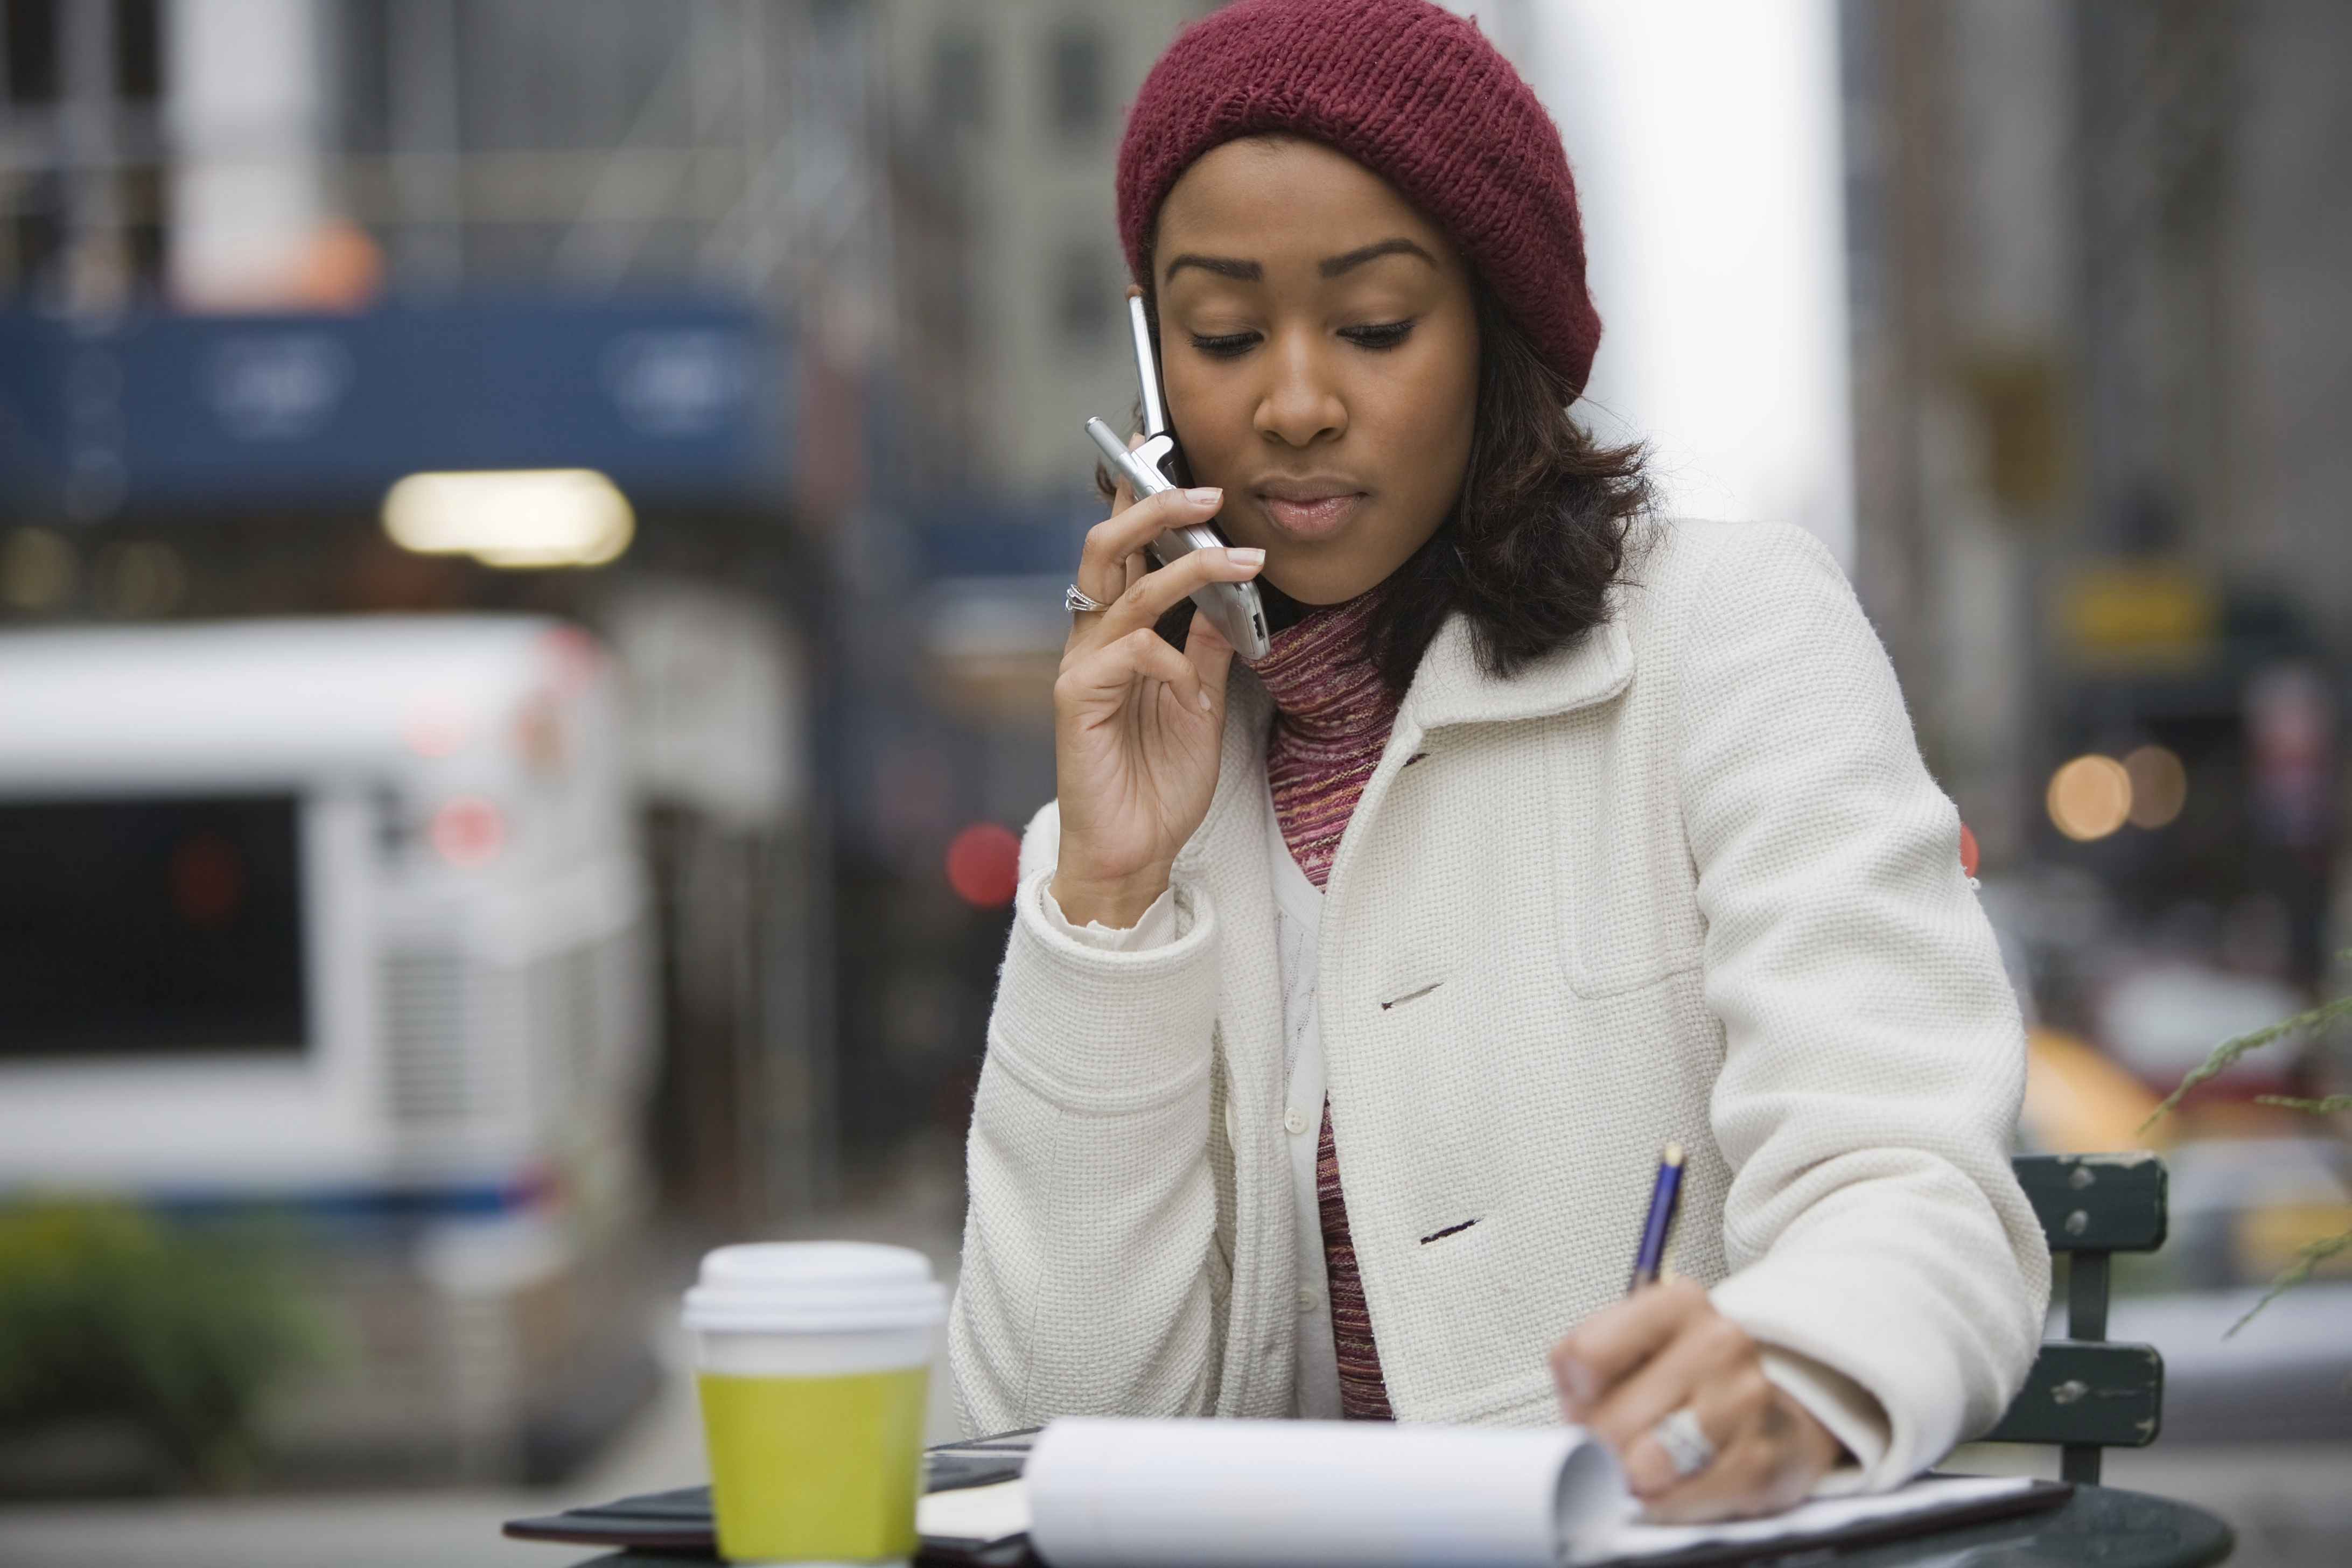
[1021,1418,2042,1568]
[1025,1419,1627,1568]
[1606,1474,2036,1560]
[919,1478,1032,1546]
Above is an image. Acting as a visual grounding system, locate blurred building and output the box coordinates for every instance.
[1845,0,2352,1021]
[0,0,897,1485]
[882,0,1210,491]
[1,0,1238,1217]
[0,0,928,1222]
[815,0,1221,1167]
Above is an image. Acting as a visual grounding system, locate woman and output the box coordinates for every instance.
[949,0,2047,1522]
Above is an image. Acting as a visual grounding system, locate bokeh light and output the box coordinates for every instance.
[2123,745,2188,829]
[946,822,1021,907]
[2048,755,2133,842]
[430,796,506,867]
[383,470,635,569]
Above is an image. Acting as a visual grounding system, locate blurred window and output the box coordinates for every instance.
[0,795,309,1059]
[5,0,61,104]
[1058,242,1114,349]
[115,0,159,103]
[336,0,392,153]
[932,27,987,135]
[0,0,153,106]
[1047,22,1105,140]
[6,185,65,300]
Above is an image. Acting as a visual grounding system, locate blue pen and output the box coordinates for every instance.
[1627,1144,1685,1293]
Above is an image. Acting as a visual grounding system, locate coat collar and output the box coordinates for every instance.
[1398,611,1634,731]
[1181,606,1633,876]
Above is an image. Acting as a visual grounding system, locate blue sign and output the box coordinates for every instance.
[0,297,789,518]
[912,492,1102,580]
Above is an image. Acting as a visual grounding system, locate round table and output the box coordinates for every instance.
[563,1482,2235,1568]
[1807,1485,2231,1568]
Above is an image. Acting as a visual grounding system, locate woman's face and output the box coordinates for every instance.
[1153,136,1480,606]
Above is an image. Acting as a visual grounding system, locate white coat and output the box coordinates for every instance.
[949,519,2050,1487]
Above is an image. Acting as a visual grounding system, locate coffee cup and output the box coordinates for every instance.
[683,1241,948,1567]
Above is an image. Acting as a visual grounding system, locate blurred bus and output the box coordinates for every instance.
[0,615,657,1481]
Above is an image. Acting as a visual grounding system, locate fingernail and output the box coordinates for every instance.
[1186,487,1223,504]
[1559,1358,1596,1409]
[1224,547,1264,566]
[1198,689,1213,712]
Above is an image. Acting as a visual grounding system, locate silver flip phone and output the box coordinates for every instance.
[1084,296,1272,660]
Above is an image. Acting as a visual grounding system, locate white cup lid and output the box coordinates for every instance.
[682,1241,948,1334]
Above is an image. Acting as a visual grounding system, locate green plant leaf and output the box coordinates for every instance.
[2139,992,2352,1132]
[2229,1227,2352,1336]
[2253,1093,2352,1115]
[0,1199,330,1487]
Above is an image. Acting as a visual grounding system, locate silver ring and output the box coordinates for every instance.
[1065,583,1108,614]
[1649,1405,1716,1478]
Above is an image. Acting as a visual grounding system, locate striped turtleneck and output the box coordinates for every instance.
[1250,591,1403,891]
[1244,589,1401,1421]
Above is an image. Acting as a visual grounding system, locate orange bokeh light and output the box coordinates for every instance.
[2048,755,2132,842]
[2124,745,2188,829]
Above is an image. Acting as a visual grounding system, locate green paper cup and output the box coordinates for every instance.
[684,1242,948,1567]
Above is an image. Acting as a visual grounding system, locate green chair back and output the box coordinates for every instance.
[1980,1152,2168,1483]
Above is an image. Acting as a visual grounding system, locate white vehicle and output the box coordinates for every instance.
[0,614,652,1198]
[0,615,658,1480]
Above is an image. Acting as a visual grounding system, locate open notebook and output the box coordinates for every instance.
[998,1419,2064,1568]
[507,1420,2066,1567]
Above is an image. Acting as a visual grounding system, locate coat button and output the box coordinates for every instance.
[1296,1287,1320,1313]
[1283,1107,1310,1135]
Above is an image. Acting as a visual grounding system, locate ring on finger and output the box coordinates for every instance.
[1649,1405,1717,1479]
[1065,583,1109,615]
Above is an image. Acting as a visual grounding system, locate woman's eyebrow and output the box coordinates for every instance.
[1319,237,1437,276]
[1162,253,1263,283]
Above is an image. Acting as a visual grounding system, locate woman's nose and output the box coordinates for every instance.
[1255,333,1347,449]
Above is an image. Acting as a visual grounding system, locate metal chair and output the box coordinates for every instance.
[1980,1152,2168,1483]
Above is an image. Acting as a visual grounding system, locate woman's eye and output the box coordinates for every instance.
[1340,319,1416,351]
[1189,330,1261,358]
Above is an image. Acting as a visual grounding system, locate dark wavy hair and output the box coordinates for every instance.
[1124,278,1650,696]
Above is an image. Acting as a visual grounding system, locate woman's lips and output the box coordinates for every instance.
[1259,492,1363,537]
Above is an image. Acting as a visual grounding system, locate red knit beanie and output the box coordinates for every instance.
[1117,0,1601,396]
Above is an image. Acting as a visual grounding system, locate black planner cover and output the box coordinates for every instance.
[502,1432,1035,1564]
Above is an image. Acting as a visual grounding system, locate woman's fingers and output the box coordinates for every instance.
[1580,1304,1754,1482]
[1060,625,1213,717]
[1549,1279,1840,1520]
[1099,543,1264,645]
[1181,601,1237,690]
[1640,1385,1839,1524]
[1073,485,1227,607]
[1606,1328,1765,1495]
[1550,1278,1710,1417]
[1065,543,1263,668]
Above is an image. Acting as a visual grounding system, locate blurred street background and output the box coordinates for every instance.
[0,2,2346,1566]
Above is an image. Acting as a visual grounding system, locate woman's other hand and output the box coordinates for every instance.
[1548,1279,1844,1522]
[1052,475,1264,928]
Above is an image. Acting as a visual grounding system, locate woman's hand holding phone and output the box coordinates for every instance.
[1052,474,1264,930]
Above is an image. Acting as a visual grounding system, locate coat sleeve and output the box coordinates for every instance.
[948,800,1231,1434]
[1670,524,2052,1486]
